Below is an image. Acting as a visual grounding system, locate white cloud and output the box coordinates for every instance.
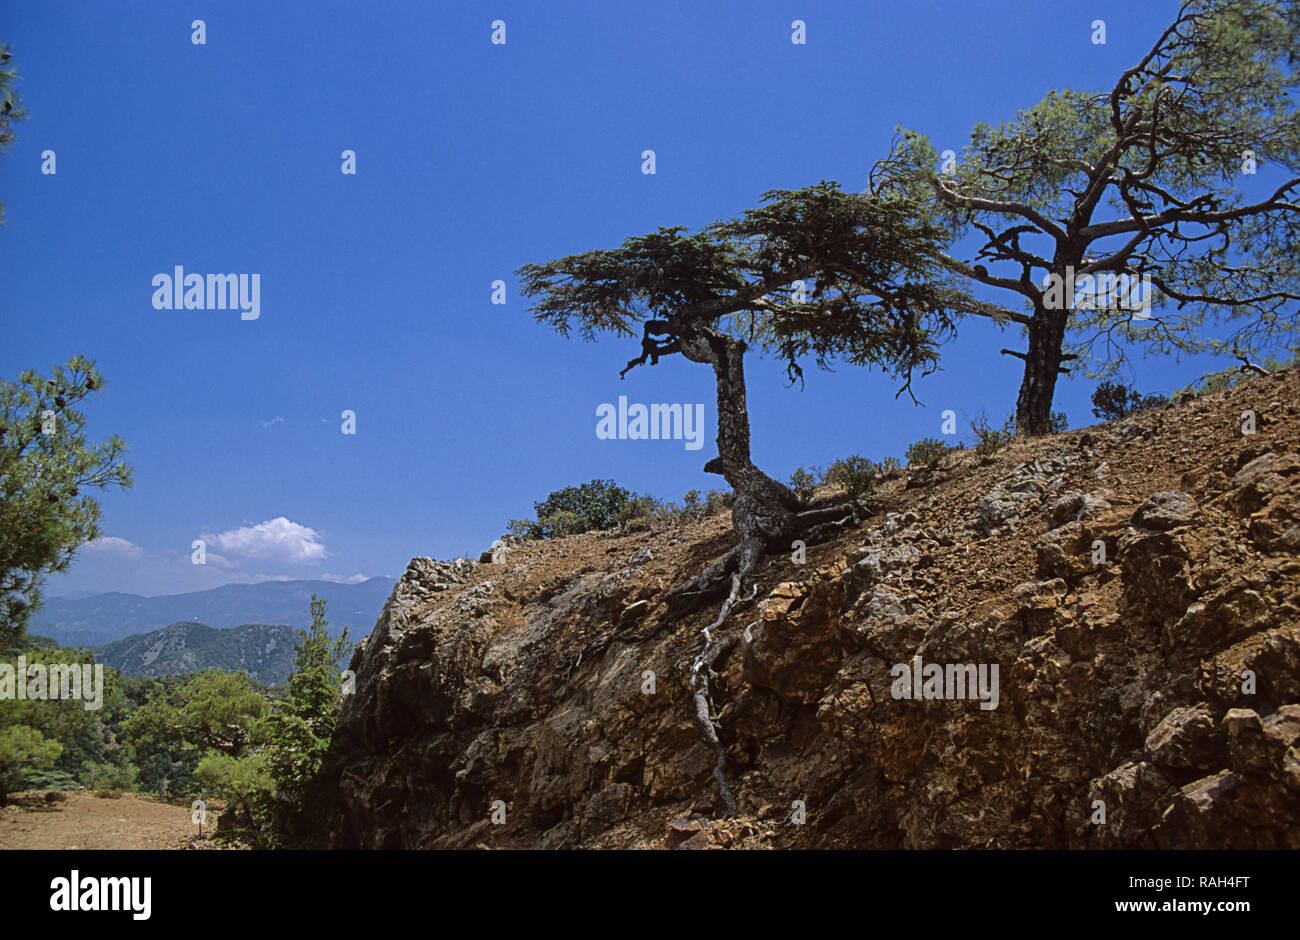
[80,536,144,558]
[200,551,235,569]
[203,517,328,564]
[260,416,285,428]
[46,520,385,597]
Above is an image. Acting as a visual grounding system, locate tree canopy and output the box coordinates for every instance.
[870,0,1299,431]
[0,42,26,225]
[521,180,992,396]
[0,357,133,644]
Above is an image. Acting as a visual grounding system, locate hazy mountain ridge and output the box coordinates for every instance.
[95,622,302,685]
[31,577,396,647]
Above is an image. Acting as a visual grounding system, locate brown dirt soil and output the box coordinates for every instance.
[0,791,232,850]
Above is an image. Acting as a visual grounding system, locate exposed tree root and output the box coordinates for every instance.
[670,502,863,814]
[691,637,738,815]
[663,544,742,618]
[663,503,859,617]
[688,572,750,816]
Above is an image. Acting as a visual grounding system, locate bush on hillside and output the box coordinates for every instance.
[970,410,1015,459]
[824,455,896,497]
[1091,380,1168,421]
[788,467,820,502]
[905,438,952,468]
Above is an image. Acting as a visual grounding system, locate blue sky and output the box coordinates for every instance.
[0,0,1289,596]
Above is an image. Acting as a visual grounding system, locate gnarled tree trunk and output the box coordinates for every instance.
[674,327,805,815]
[668,324,861,815]
[676,329,804,580]
[1014,302,1068,435]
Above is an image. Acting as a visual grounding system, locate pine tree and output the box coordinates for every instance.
[0,357,133,644]
[870,0,1299,433]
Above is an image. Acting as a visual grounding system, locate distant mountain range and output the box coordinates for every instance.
[95,622,303,685]
[33,577,395,647]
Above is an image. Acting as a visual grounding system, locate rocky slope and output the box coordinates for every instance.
[312,370,1300,849]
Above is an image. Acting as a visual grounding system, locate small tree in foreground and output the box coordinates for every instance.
[120,670,268,762]
[265,597,351,801]
[520,181,982,813]
[520,182,978,607]
[194,751,273,834]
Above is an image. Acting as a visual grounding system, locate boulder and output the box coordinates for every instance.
[1144,703,1223,770]
[1130,491,1196,531]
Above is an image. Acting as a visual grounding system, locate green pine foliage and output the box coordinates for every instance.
[0,42,27,225]
[869,0,1300,431]
[263,597,352,801]
[0,357,133,644]
[0,724,60,804]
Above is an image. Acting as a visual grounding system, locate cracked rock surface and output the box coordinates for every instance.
[309,370,1300,849]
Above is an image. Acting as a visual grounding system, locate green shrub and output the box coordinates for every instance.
[787,467,819,502]
[1091,380,1135,420]
[508,480,644,539]
[0,724,61,803]
[702,489,732,515]
[1091,381,1168,421]
[1047,411,1070,434]
[516,482,732,539]
[505,518,540,540]
[533,479,633,535]
[905,437,951,468]
[80,760,138,794]
[93,789,123,799]
[654,500,681,524]
[134,749,196,799]
[194,751,274,830]
[970,410,1015,458]
[680,489,707,522]
[616,495,659,530]
[825,455,886,497]
[43,790,67,803]
[535,510,583,539]
[20,768,80,792]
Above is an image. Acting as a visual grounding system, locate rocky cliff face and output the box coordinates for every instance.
[313,371,1300,849]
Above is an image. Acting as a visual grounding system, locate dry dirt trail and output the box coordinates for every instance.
[0,792,228,850]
